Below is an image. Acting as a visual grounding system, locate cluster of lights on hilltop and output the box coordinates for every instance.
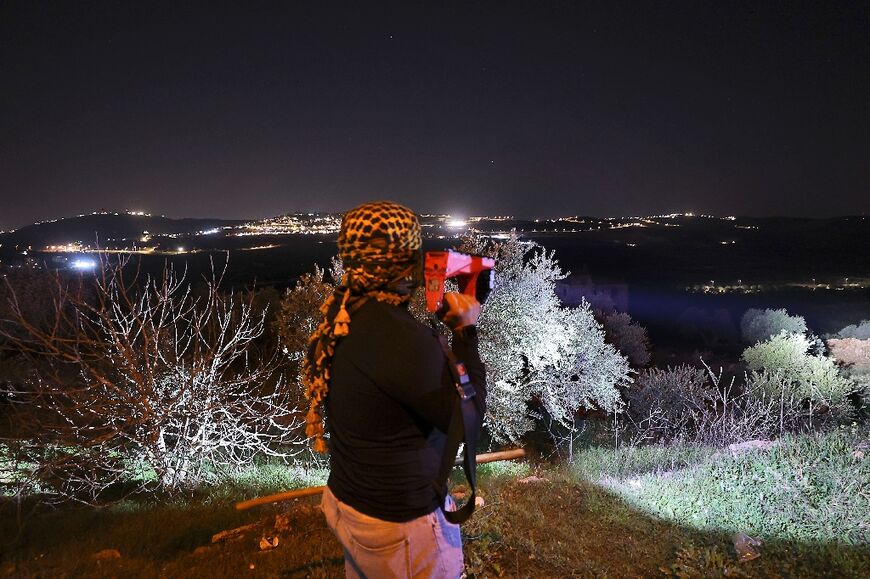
[234,213,343,236]
[637,212,735,220]
[44,242,87,252]
[688,276,869,294]
[32,210,155,228]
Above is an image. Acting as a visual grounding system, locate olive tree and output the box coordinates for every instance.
[460,234,631,442]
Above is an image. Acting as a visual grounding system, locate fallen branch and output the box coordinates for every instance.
[235,447,526,510]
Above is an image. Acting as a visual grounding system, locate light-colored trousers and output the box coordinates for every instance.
[321,486,464,579]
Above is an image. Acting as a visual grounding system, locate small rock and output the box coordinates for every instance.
[259,535,279,551]
[92,549,121,561]
[249,563,256,570]
[853,450,865,461]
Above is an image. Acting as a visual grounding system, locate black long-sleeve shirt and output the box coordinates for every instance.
[325,298,487,522]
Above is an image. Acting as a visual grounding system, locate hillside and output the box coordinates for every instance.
[0,213,246,248]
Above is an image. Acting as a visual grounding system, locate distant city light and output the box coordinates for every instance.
[71,258,96,270]
[447,219,467,228]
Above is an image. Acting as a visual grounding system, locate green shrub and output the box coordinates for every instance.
[743,333,857,426]
[835,320,870,340]
[740,308,807,344]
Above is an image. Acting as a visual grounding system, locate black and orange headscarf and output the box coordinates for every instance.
[303,201,423,452]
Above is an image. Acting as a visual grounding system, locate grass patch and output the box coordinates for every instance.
[475,456,532,479]
[196,460,329,505]
[573,427,869,547]
[572,441,718,479]
[463,470,869,578]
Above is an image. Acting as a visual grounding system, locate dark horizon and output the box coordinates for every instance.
[2,1,869,230]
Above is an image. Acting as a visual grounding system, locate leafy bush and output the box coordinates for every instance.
[740,308,807,344]
[835,320,870,340]
[827,337,870,373]
[273,265,335,363]
[825,337,870,418]
[743,333,857,426]
[600,311,651,367]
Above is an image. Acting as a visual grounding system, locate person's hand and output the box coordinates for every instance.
[439,292,481,330]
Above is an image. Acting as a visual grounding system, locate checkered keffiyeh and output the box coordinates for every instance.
[303,201,423,452]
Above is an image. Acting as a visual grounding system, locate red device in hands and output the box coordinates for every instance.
[424,250,495,313]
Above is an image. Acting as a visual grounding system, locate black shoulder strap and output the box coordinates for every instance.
[434,334,479,524]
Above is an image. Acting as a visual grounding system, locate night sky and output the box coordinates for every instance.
[2,1,868,230]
